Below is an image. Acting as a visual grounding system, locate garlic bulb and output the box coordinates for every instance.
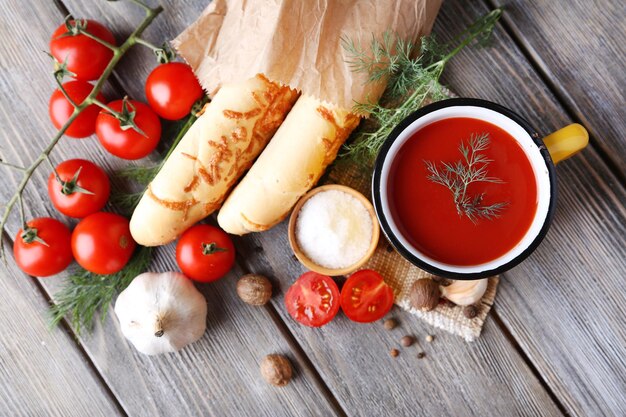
[440,279,488,306]
[114,272,207,355]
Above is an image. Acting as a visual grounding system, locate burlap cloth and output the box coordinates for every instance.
[326,161,498,342]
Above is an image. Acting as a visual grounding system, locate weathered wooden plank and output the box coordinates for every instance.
[0,1,341,416]
[489,0,626,174]
[436,2,626,417]
[235,232,565,417]
[59,0,572,416]
[0,236,123,417]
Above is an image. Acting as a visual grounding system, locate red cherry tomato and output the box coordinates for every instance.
[285,272,340,327]
[95,99,161,160]
[340,269,394,323]
[175,224,235,282]
[47,159,110,218]
[71,212,136,275]
[50,19,116,81]
[13,218,73,277]
[145,62,203,120]
[49,81,105,138]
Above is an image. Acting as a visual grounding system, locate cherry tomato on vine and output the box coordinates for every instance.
[13,218,73,277]
[47,159,110,218]
[49,80,105,138]
[285,272,340,327]
[95,99,161,160]
[145,62,203,120]
[71,212,136,275]
[340,269,394,323]
[176,224,235,282]
[50,19,116,81]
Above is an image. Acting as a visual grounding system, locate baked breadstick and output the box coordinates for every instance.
[217,95,360,235]
[130,75,298,246]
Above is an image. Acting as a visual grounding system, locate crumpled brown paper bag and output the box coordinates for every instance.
[173,0,442,108]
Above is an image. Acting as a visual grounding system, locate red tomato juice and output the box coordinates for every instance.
[388,117,538,265]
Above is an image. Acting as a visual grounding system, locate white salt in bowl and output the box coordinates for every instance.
[288,184,380,276]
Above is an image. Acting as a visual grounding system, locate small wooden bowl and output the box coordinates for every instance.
[288,184,380,276]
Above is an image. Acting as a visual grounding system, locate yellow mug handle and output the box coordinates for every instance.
[542,123,589,164]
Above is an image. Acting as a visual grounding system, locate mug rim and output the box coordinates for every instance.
[371,98,558,280]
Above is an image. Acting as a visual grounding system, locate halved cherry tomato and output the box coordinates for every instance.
[71,212,135,275]
[49,80,105,138]
[95,99,161,160]
[50,19,116,81]
[285,272,340,327]
[176,224,235,282]
[13,217,73,277]
[145,62,203,120]
[340,269,394,323]
[48,159,110,218]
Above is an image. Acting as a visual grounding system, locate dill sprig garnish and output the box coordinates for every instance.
[339,8,502,166]
[49,246,152,334]
[115,161,163,186]
[110,190,145,213]
[425,132,508,223]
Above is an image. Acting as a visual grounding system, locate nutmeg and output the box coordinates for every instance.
[236,274,272,306]
[409,279,440,311]
[260,354,292,387]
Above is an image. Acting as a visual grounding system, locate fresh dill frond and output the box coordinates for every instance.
[424,132,508,223]
[339,8,503,166]
[49,246,152,334]
[115,162,163,185]
[110,189,144,214]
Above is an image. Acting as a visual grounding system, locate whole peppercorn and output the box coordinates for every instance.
[409,279,441,311]
[463,305,478,319]
[426,334,434,343]
[400,336,414,347]
[260,354,292,387]
[236,274,272,306]
[383,318,398,330]
[390,348,400,358]
[417,352,426,359]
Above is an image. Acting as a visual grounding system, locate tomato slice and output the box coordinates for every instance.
[285,272,340,327]
[341,270,394,323]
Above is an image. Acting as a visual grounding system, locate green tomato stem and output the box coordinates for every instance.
[134,37,160,52]
[0,160,26,172]
[54,76,79,108]
[91,98,119,116]
[76,27,117,51]
[202,242,228,255]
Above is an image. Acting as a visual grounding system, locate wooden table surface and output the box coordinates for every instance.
[1,0,624,416]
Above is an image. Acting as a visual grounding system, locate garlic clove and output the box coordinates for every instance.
[439,279,488,306]
[114,272,207,355]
